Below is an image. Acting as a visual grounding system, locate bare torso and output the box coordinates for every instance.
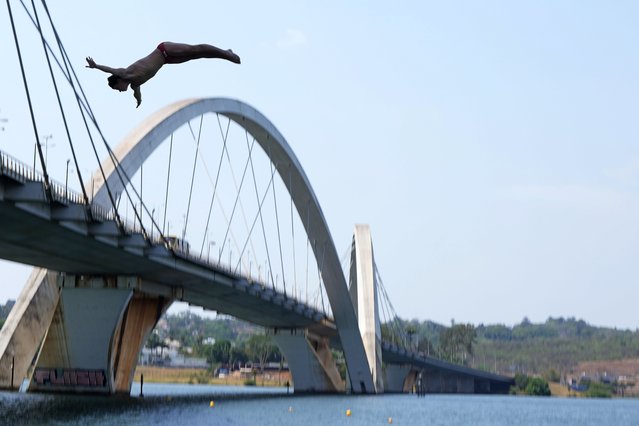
[123,48,165,87]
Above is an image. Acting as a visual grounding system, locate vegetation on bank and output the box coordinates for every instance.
[510,374,551,396]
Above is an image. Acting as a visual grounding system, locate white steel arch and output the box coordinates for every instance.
[90,98,375,393]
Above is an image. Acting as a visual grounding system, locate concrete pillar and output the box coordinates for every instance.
[111,293,172,393]
[271,328,344,393]
[0,268,59,390]
[30,285,133,393]
[349,224,383,393]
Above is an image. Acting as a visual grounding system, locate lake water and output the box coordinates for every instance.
[0,383,637,425]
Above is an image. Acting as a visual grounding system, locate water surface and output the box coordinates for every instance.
[1,383,637,425]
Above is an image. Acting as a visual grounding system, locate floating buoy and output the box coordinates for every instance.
[209,401,215,408]
[388,417,393,424]
[346,409,352,417]
[288,406,293,413]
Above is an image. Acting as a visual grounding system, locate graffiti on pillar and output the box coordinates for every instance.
[32,368,107,388]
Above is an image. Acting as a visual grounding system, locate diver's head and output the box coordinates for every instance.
[107,75,129,92]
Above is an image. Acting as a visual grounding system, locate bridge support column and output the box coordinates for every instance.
[270,329,344,393]
[29,276,134,393]
[0,268,59,390]
[20,274,171,394]
[383,365,417,393]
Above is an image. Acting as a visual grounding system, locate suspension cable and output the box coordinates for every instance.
[31,0,89,204]
[7,0,52,199]
[233,130,261,273]
[270,150,287,296]
[199,114,229,257]
[218,134,254,266]
[162,134,173,235]
[20,0,121,220]
[317,241,327,315]
[233,165,277,275]
[183,117,204,239]
[376,263,409,348]
[248,138,275,288]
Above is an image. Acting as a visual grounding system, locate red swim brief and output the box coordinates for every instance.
[157,42,178,64]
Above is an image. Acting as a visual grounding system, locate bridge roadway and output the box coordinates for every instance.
[0,151,336,338]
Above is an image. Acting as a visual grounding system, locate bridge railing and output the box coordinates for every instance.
[0,150,42,183]
[0,149,85,205]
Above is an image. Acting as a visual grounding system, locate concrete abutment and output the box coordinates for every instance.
[0,271,172,394]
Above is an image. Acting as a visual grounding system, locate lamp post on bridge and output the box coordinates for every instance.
[65,159,70,200]
[207,240,216,263]
[34,134,53,171]
[151,208,156,240]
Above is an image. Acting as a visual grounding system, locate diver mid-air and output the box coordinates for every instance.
[86,42,241,107]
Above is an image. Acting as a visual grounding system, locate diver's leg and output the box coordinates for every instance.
[162,42,240,64]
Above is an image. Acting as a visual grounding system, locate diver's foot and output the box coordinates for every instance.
[227,49,241,64]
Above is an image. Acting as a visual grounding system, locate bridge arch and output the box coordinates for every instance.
[91,98,376,393]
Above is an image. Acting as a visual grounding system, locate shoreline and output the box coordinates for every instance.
[133,365,292,388]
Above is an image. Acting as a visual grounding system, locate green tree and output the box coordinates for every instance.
[208,339,232,365]
[584,382,613,398]
[525,377,551,396]
[439,323,476,364]
[246,335,275,372]
[146,331,162,349]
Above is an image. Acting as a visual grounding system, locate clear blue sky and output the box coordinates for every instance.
[1,1,638,329]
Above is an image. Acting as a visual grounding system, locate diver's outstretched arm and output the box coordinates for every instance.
[86,57,126,77]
